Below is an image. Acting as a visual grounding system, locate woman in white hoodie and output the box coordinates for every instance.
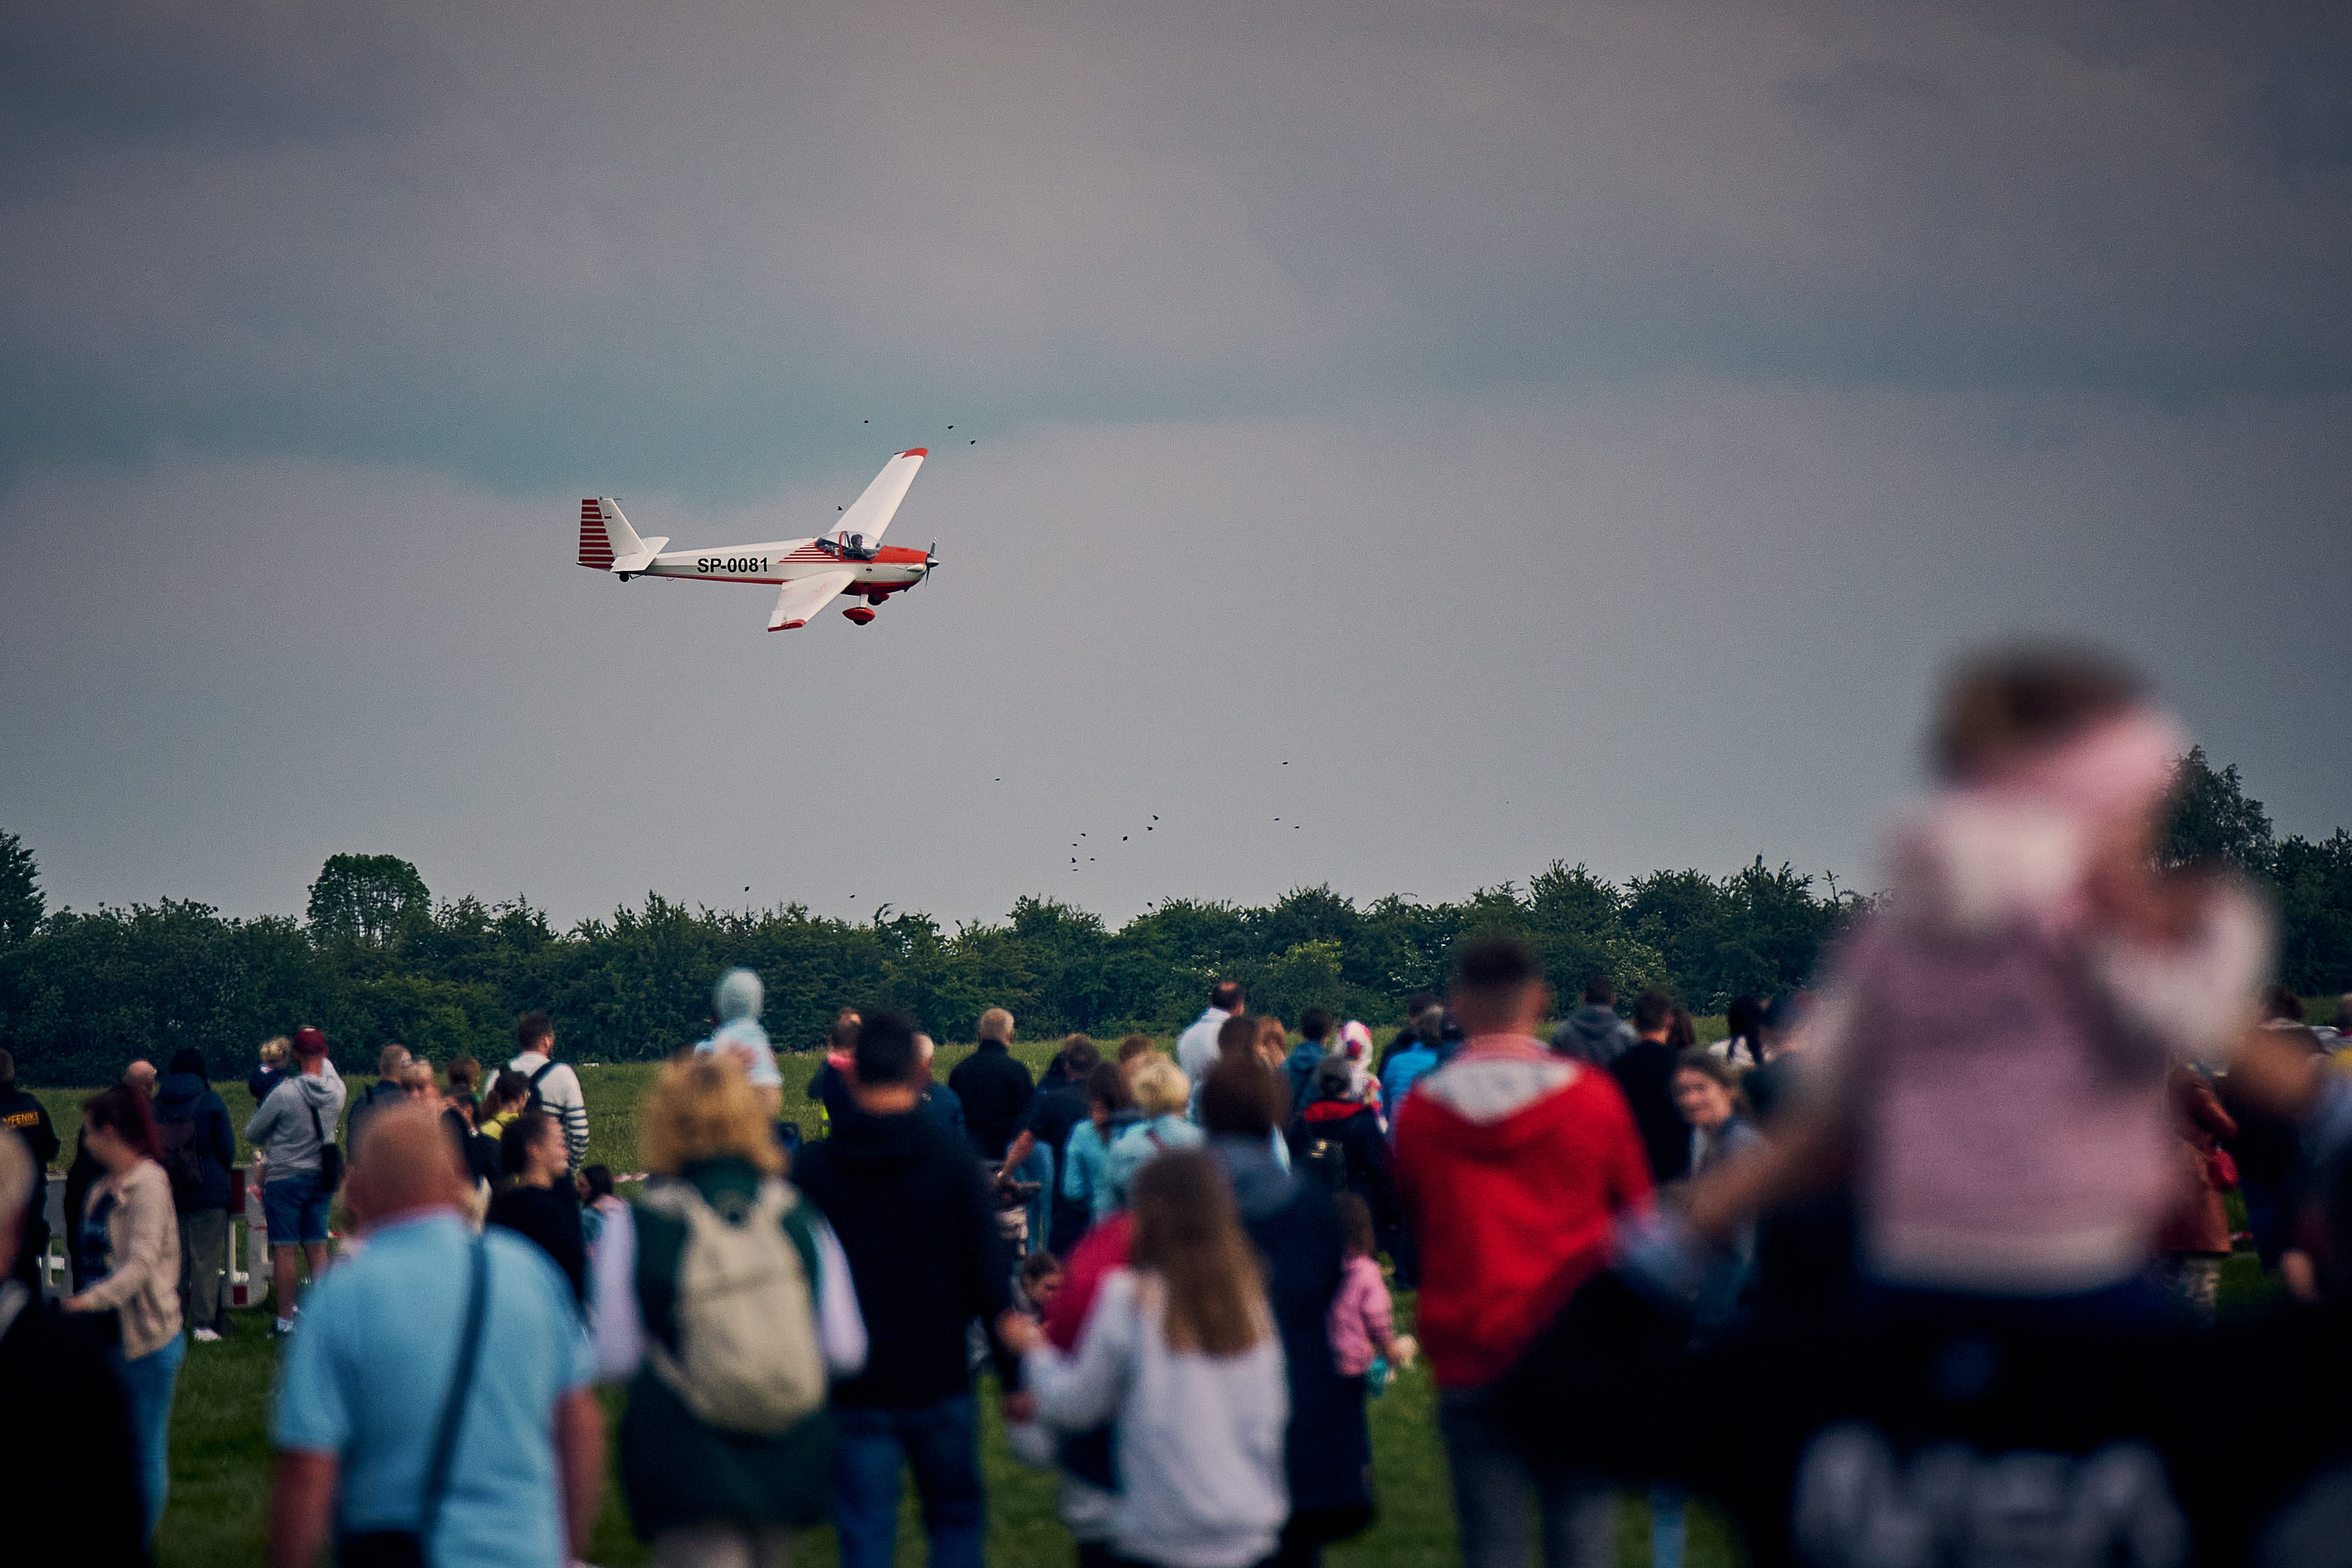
[1001,1148,1289,1568]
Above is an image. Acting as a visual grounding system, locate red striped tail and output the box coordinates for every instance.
[578,499,614,570]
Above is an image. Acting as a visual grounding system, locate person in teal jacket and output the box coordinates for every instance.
[1059,1061,1140,1226]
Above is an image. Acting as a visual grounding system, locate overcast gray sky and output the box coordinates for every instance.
[3,0,2347,932]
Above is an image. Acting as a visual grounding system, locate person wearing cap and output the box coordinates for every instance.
[246,1026,347,1336]
[695,968,784,1117]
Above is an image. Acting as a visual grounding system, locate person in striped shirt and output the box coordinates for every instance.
[507,1012,589,1175]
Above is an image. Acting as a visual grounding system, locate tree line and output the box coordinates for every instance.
[1,751,2343,1085]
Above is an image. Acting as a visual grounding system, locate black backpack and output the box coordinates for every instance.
[524,1059,560,1117]
[155,1114,206,1196]
[1299,1133,1351,1194]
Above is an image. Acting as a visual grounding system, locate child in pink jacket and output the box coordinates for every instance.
[1326,1192,1415,1384]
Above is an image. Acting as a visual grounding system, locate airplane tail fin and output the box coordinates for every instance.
[578,499,668,573]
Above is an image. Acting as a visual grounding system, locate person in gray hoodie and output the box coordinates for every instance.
[244,1026,347,1335]
[1549,973,1636,1067]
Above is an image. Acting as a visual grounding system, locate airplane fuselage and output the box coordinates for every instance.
[629,538,931,601]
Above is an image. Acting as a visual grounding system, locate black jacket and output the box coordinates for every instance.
[946,1041,1033,1160]
[1,1087,60,1293]
[489,1182,586,1304]
[151,1071,236,1212]
[1209,1136,1373,1528]
[344,1079,406,1156]
[443,1107,499,1190]
[1285,1099,1401,1237]
[1022,1075,1094,1253]
[246,1063,285,1107]
[1610,1039,1691,1186]
[792,1105,1012,1408]
[0,1292,149,1565]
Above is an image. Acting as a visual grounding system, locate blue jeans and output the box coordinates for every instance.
[1649,1482,1686,1568]
[832,1395,984,1568]
[1437,1383,1614,1568]
[111,1330,187,1541]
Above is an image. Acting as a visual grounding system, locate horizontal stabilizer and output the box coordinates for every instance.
[611,536,669,574]
[768,570,854,631]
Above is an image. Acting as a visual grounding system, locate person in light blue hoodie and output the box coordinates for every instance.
[1061,1061,1140,1226]
[694,968,783,1115]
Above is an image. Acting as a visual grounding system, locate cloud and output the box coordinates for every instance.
[1,0,2347,501]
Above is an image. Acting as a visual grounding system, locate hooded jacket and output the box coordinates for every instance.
[1550,1004,1636,1068]
[152,1070,235,1212]
[1286,1095,1399,1236]
[791,1105,1012,1408]
[1395,1038,1652,1389]
[244,1061,347,1182]
[1209,1135,1373,1523]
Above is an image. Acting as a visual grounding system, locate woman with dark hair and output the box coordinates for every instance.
[1061,1059,1139,1227]
[62,1082,185,1543]
[489,1111,587,1304]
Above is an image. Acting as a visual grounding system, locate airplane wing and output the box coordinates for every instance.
[767,570,855,631]
[832,448,927,549]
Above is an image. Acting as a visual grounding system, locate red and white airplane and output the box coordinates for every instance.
[577,448,935,630]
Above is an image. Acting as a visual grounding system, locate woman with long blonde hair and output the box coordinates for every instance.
[1002,1148,1289,1568]
[601,1052,868,1568]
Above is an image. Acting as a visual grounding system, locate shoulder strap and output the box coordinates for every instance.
[305,1099,329,1144]
[526,1060,559,1109]
[422,1235,493,1550]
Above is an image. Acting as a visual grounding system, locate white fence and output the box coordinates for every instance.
[37,1164,272,1309]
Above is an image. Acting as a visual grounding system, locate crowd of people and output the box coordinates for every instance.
[7,643,2352,1568]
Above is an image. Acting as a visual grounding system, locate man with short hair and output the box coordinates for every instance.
[0,1131,149,1565]
[246,1026,348,1335]
[947,1006,1032,1161]
[1550,973,1635,1068]
[794,1011,1013,1568]
[1610,989,1692,1186]
[268,1105,603,1568]
[1397,937,1651,1568]
[1176,981,1245,1085]
[0,1049,59,1295]
[124,1058,157,1097]
[508,1013,589,1174]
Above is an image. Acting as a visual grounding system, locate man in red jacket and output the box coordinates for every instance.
[1396,935,1653,1568]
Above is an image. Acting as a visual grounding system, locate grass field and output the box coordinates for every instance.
[25,1025,2266,1567]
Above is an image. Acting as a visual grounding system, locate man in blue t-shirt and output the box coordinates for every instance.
[268,1104,601,1568]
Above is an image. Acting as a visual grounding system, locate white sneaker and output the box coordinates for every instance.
[192,1328,222,1343]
